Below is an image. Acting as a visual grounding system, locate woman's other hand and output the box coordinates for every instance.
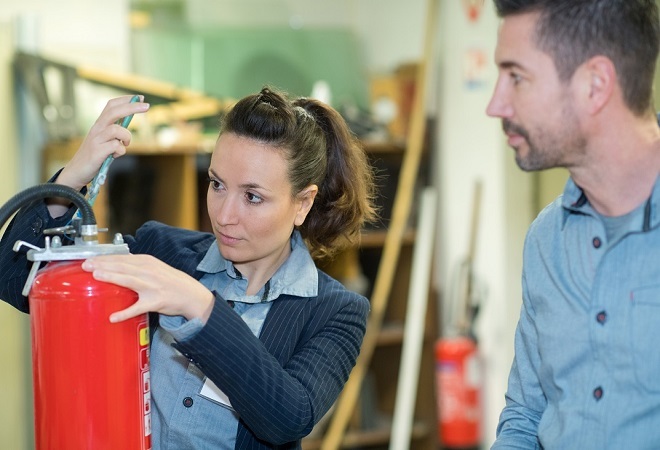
[56,95,150,191]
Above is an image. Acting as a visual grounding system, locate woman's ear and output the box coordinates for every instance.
[294,185,318,227]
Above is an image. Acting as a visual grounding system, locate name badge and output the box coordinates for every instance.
[200,377,234,411]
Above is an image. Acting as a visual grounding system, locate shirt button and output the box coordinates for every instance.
[183,396,194,408]
[593,386,604,401]
[596,311,607,325]
[592,237,602,248]
[31,218,43,235]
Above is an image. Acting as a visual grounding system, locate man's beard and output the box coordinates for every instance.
[502,116,585,172]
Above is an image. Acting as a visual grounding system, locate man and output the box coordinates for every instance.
[486,0,660,448]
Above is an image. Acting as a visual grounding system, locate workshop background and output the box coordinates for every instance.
[4,1,655,449]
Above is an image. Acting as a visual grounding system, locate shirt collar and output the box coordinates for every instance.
[561,175,660,231]
[196,230,318,301]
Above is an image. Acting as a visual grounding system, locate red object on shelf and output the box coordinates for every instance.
[30,260,151,450]
[436,336,482,449]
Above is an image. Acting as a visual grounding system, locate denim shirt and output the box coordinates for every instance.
[150,231,318,449]
[492,176,660,450]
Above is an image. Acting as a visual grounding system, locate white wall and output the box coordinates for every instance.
[435,1,534,446]
[1,0,129,70]
[351,0,426,75]
[0,20,29,450]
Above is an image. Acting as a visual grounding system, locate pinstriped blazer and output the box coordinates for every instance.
[0,205,370,449]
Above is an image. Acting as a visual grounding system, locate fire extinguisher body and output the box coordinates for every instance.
[436,336,482,449]
[30,260,151,450]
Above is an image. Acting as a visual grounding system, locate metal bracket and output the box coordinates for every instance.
[13,233,129,296]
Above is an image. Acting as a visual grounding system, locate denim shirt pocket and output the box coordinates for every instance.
[631,285,660,392]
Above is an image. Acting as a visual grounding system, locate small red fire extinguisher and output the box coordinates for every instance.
[435,335,482,449]
[437,180,483,449]
[15,232,151,450]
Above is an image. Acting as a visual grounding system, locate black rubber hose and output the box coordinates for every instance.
[0,183,96,230]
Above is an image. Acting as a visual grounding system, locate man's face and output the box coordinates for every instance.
[486,12,586,171]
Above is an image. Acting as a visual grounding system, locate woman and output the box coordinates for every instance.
[0,87,377,449]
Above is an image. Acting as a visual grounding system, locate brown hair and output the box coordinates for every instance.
[219,86,377,259]
[494,0,660,115]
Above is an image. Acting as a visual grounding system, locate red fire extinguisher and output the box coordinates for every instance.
[2,182,151,450]
[437,180,483,449]
[16,233,152,450]
[435,335,482,449]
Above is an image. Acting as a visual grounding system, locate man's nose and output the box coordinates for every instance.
[486,81,513,118]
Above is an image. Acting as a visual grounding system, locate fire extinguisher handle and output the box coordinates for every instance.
[14,240,44,296]
[13,240,41,253]
[22,260,41,297]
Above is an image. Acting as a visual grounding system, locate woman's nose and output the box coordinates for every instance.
[214,195,239,225]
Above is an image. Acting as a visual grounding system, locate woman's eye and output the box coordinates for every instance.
[246,192,263,204]
[208,177,223,191]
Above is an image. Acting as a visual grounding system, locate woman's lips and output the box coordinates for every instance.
[218,232,240,246]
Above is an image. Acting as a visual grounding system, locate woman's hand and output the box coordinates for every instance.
[47,95,149,218]
[56,96,150,191]
[81,254,215,324]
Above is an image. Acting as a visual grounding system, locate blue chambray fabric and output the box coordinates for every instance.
[150,231,317,449]
[493,176,660,450]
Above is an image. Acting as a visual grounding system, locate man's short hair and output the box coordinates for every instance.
[493,0,660,115]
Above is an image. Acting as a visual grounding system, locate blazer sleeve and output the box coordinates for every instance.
[0,198,77,312]
[172,281,370,445]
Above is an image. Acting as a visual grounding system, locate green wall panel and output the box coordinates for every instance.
[130,26,369,108]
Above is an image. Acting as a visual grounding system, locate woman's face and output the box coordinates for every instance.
[207,132,316,279]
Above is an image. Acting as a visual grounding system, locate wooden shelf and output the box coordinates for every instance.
[360,228,416,248]
[377,322,436,347]
[127,140,214,155]
[377,322,406,346]
[361,140,406,154]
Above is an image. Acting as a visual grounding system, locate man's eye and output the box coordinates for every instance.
[511,72,523,85]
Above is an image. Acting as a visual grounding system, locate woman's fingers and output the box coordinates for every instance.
[82,255,214,323]
[109,302,150,323]
[97,95,149,128]
[56,96,149,189]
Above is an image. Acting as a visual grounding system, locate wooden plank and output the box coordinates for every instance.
[76,65,204,101]
[146,98,233,126]
[319,1,440,448]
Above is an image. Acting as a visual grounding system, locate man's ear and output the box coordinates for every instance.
[575,55,616,115]
[294,185,318,227]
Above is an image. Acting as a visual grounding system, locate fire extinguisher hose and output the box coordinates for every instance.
[0,183,96,230]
